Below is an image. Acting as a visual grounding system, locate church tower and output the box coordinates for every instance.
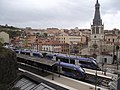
[89,0,104,55]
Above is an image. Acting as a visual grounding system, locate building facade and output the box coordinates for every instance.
[55,32,86,45]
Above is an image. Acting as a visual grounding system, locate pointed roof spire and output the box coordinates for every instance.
[96,0,99,4]
[95,0,100,7]
[93,0,102,25]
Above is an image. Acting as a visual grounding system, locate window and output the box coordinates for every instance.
[96,27,99,34]
[92,27,95,34]
[113,39,114,42]
[101,27,104,34]
[104,58,107,63]
[94,36,96,38]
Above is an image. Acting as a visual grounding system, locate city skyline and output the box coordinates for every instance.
[0,0,120,29]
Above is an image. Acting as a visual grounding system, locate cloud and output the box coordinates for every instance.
[0,0,120,29]
[103,11,120,30]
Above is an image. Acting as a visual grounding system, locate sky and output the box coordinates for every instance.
[0,0,120,30]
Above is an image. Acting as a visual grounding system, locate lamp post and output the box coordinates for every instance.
[117,73,120,90]
[92,43,98,90]
[116,45,119,70]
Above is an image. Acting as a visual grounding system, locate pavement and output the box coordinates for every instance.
[19,63,108,90]
[98,64,120,74]
[45,73,107,90]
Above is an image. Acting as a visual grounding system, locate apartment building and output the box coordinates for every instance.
[55,32,87,45]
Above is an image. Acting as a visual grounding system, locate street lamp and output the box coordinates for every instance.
[116,45,119,70]
[92,43,98,90]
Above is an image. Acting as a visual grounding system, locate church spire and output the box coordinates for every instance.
[93,0,102,26]
[96,0,99,4]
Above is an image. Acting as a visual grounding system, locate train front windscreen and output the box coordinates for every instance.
[78,66,85,72]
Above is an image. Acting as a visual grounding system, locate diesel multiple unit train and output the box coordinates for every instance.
[55,62,86,79]
[46,53,100,70]
[15,49,43,58]
[16,49,111,88]
[16,50,86,79]
[15,49,100,70]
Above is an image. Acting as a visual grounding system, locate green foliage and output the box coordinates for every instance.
[0,42,3,47]
[43,33,48,38]
[0,38,4,43]
[0,27,22,38]
[0,84,20,90]
[0,84,8,90]
[0,48,18,84]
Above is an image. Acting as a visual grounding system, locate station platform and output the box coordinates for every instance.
[84,68,117,79]
[19,68,107,90]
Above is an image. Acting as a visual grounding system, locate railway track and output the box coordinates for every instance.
[85,73,111,88]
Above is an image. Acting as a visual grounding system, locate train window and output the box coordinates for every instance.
[92,60,97,64]
[26,52,30,55]
[62,66,75,72]
[15,51,19,53]
[78,67,84,72]
[79,61,88,64]
[60,58,69,63]
[33,53,40,57]
[70,59,75,64]
[62,67,70,72]
[21,52,25,54]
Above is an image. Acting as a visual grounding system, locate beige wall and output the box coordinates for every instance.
[42,45,61,52]
[105,35,118,43]
[55,33,86,44]
[0,32,9,43]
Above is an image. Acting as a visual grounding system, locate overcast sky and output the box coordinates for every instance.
[0,0,120,29]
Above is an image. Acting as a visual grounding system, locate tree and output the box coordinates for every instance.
[0,37,4,44]
[43,33,48,38]
[0,48,18,89]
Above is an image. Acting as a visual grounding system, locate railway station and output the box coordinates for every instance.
[18,68,108,90]
[16,53,116,90]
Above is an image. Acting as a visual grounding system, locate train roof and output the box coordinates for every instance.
[15,49,20,51]
[21,50,31,53]
[76,57,96,61]
[56,53,96,61]
[46,53,57,56]
[56,54,68,58]
[32,51,42,54]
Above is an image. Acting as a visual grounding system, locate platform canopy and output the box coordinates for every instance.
[17,54,58,66]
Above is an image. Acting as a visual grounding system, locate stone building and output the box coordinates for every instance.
[88,0,105,55]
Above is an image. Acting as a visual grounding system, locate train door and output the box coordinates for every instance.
[75,59,80,65]
[70,59,75,64]
[30,52,33,56]
[52,56,56,61]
